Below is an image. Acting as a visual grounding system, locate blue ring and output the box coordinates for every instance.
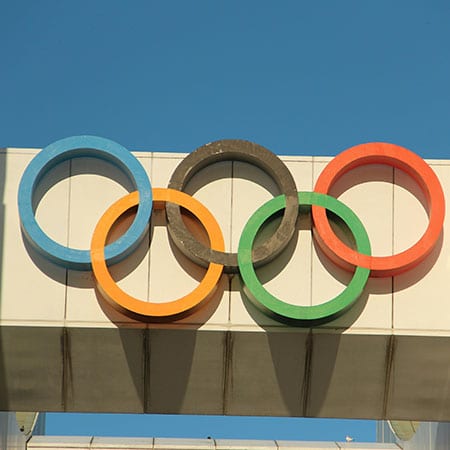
[18,135,152,270]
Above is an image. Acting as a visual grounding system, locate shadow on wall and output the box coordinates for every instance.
[20,156,230,414]
[235,162,445,419]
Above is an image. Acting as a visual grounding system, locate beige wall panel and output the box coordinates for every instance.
[148,155,231,326]
[0,326,63,411]
[150,152,185,188]
[0,150,66,325]
[229,159,314,327]
[307,332,389,419]
[225,330,308,416]
[229,276,285,329]
[393,162,450,331]
[387,335,450,421]
[147,329,226,414]
[65,155,152,326]
[311,159,393,330]
[65,328,146,413]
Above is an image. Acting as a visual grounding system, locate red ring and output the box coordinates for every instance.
[312,142,445,277]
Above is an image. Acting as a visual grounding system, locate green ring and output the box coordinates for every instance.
[238,192,372,325]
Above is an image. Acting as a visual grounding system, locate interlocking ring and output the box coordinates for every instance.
[90,188,224,321]
[18,136,446,325]
[312,142,446,277]
[238,192,371,324]
[18,135,152,270]
[166,139,299,273]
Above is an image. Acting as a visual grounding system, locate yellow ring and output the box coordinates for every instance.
[90,188,225,321]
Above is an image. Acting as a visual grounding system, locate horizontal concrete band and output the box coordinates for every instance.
[1,326,449,421]
[27,435,401,450]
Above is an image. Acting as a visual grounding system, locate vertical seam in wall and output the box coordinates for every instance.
[230,161,235,255]
[227,276,232,328]
[64,160,73,322]
[301,329,313,416]
[63,271,68,323]
[305,159,314,416]
[222,330,232,415]
[67,158,73,248]
[228,162,235,324]
[145,155,152,414]
[391,167,395,329]
[310,158,315,307]
[61,327,70,411]
[147,154,153,303]
[144,328,150,413]
[63,264,69,322]
[382,334,395,418]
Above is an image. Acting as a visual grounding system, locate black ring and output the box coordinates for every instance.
[166,140,299,273]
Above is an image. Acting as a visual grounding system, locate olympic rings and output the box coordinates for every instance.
[18,136,446,325]
[18,135,152,270]
[166,139,298,273]
[90,188,224,321]
[238,192,371,324]
[313,142,446,277]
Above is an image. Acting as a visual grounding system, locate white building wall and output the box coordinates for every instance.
[1,148,450,419]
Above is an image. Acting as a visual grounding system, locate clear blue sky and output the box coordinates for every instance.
[2,0,450,443]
